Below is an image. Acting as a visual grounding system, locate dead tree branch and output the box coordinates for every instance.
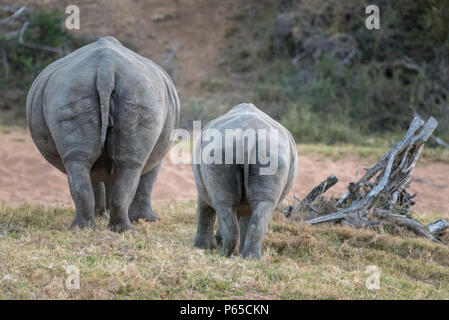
[19,21,63,56]
[374,209,443,244]
[0,6,28,25]
[304,175,338,203]
[287,116,446,244]
[426,219,449,236]
[284,175,338,218]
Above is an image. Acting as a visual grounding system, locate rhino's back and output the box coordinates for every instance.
[194,103,298,205]
[199,103,296,156]
[203,103,291,137]
[28,36,173,118]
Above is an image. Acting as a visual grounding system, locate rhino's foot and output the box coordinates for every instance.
[70,217,96,230]
[194,234,217,250]
[129,207,158,223]
[242,248,262,260]
[108,220,135,233]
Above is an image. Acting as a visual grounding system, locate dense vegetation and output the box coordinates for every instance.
[0,10,82,124]
[1,1,448,145]
[224,0,449,144]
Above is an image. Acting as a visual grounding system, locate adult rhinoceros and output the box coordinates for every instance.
[193,103,298,259]
[26,36,180,232]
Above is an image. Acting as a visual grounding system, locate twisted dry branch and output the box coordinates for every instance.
[287,116,448,244]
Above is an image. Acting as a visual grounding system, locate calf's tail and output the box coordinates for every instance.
[243,137,256,200]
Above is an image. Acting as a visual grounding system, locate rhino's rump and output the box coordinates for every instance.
[27,37,180,181]
[194,104,297,208]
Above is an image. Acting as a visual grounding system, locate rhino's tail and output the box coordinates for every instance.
[96,63,115,150]
[243,162,250,200]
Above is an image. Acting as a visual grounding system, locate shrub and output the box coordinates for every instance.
[225,0,449,143]
[0,10,83,124]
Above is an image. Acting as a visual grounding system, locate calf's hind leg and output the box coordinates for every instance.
[128,163,161,222]
[242,201,275,259]
[216,206,239,257]
[214,215,250,252]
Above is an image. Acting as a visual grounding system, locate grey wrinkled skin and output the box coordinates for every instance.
[193,103,298,259]
[26,36,180,232]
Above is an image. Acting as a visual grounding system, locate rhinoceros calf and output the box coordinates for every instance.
[26,36,180,232]
[193,103,298,259]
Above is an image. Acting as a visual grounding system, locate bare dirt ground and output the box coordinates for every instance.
[1,130,448,216]
[2,1,448,218]
[8,0,246,102]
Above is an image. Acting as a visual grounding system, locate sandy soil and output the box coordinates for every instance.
[0,130,447,216]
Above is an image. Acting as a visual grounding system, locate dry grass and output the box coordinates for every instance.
[1,201,448,299]
[298,143,449,164]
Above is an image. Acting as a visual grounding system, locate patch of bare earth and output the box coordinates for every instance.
[8,0,245,100]
[1,131,448,218]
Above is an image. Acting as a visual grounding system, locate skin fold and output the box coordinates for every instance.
[193,103,298,259]
[26,36,180,232]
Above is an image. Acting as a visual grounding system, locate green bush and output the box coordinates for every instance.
[225,0,449,144]
[0,10,82,125]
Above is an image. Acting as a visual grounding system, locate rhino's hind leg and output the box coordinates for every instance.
[108,167,141,232]
[93,182,106,217]
[128,164,161,222]
[194,197,217,250]
[242,201,275,260]
[66,161,96,229]
[216,206,240,257]
[238,215,251,254]
[215,213,250,252]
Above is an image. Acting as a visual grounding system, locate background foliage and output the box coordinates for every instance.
[1,1,448,145]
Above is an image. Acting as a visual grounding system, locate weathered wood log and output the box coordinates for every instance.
[304,175,338,203]
[295,116,446,244]
[305,210,348,224]
[374,209,443,244]
[335,117,437,209]
[284,175,338,218]
[0,6,28,25]
[336,117,436,211]
[426,219,449,236]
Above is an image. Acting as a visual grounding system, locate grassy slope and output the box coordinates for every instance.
[299,143,449,164]
[1,202,448,299]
